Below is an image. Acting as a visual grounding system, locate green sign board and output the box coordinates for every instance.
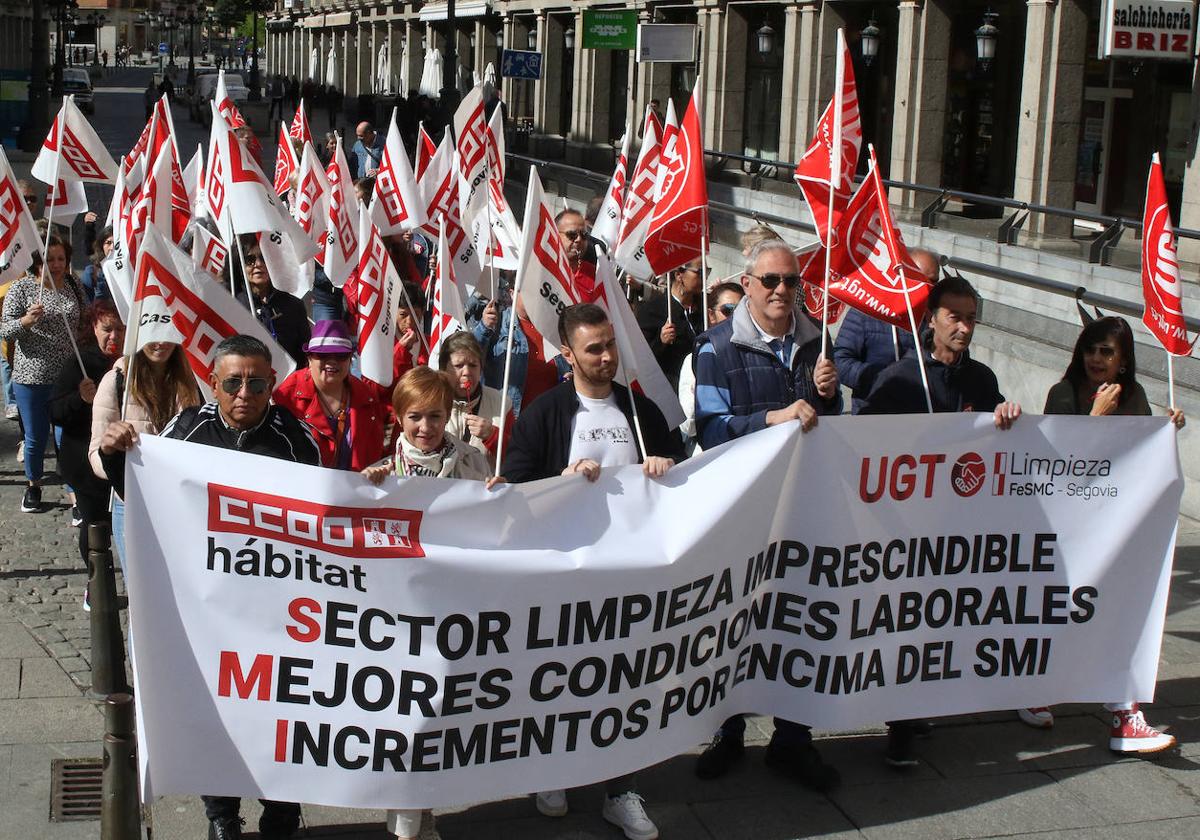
[582,10,638,50]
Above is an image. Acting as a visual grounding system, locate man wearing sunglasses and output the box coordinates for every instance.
[98,335,318,840]
[556,208,599,301]
[635,257,705,392]
[691,239,842,792]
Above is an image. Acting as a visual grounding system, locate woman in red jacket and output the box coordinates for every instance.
[273,320,389,470]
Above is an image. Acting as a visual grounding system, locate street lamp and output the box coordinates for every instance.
[138,10,163,74]
[51,0,78,96]
[248,7,261,100]
[860,17,881,66]
[975,9,999,72]
[495,29,503,52]
[180,5,202,85]
[564,27,574,51]
[162,14,178,69]
[527,26,537,50]
[756,22,775,56]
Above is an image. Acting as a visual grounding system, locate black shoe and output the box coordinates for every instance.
[258,805,300,840]
[695,730,745,779]
[207,816,244,840]
[71,505,83,527]
[911,719,935,738]
[20,485,42,513]
[764,739,841,792]
[885,724,919,769]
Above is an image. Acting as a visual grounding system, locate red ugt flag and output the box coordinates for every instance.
[1142,153,1193,356]
[644,80,708,275]
[794,29,861,247]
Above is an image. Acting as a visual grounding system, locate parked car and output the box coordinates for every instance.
[192,72,249,124]
[63,68,94,114]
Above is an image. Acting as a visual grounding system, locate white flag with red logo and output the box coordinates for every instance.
[454,86,490,231]
[429,217,469,363]
[415,124,437,180]
[345,207,399,388]
[215,71,247,128]
[514,168,581,348]
[1141,153,1193,356]
[293,142,329,257]
[322,136,360,288]
[419,132,483,294]
[183,143,204,218]
[0,147,41,284]
[45,178,88,225]
[645,83,709,276]
[289,99,314,148]
[794,29,861,246]
[131,143,175,245]
[208,105,319,267]
[614,108,663,280]
[595,251,686,430]
[480,104,522,272]
[32,95,117,184]
[369,107,425,235]
[151,93,194,242]
[825,151,929,331]
[273,122,300,197]
[591,125,631,251]
[126,223,296,382]
[191,223,229,281]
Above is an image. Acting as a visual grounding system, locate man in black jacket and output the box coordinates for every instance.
[635,256,705,392]
[98,334,318,840]
[504,302,684,483]
[502,303,682,840]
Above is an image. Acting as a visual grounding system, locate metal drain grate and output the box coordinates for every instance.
[50,757,103,821]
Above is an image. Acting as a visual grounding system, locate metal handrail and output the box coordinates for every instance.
[504,152,1199,338]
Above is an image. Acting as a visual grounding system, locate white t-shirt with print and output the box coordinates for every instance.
[567,392,640,467]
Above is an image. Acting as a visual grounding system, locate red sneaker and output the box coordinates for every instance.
[1110,705,1176,754]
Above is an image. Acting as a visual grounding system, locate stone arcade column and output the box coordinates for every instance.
[699,4,747,154]
[532,12,563,136]
[1012,0,1087,236]
[778,0,821,162]
[889,0,952,207]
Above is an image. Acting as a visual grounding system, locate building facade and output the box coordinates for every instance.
[265,0,1200,242]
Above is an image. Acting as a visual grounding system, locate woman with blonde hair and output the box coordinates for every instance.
[90,341,203,567]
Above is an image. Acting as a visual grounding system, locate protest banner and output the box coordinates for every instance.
[127,414,1181,809]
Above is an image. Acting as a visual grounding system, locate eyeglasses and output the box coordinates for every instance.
[1084,345,1117,359]
[219,376,271,395]
[559,230,584,241]
[748,273,801,290]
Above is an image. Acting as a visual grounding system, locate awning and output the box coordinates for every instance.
[419,1,490,22]
[301,12,355,29]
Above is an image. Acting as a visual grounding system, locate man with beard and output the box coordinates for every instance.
[556,208,599,301]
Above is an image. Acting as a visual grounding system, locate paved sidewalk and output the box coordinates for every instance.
[2,407,1200,840]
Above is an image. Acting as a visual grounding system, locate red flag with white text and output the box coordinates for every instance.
[794,29,861,247]
[645,83,708,275]
[1142,153,1194,356]
[289,99,314,148]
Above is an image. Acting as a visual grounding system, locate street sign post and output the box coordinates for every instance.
[501,49,542,80]
[582,10,638,50]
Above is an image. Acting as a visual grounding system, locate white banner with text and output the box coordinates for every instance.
[126,415,1182,808]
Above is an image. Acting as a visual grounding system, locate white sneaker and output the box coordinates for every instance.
[4,404,16,420]
[1018,707,1054,729]
[535,788,568,817]
[386,809,439,840]
[602,792,658,840]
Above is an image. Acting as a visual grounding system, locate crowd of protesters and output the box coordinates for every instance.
[0,119,1188,840]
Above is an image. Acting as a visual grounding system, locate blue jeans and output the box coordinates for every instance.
[111,496,126,580]
[54,424,72,495]
[12,382,54,482]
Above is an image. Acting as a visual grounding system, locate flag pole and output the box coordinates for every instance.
[891,325,900,361]
[230,228,256,308]
[701,227,710,330]
[395,268,432,358]
[492,270,524,480]
[899,267,933,415]
[821,31,846,360]
[624,362,649,461]
[39,154,64,306]
[1168,352,1177,410]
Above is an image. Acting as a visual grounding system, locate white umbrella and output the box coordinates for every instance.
[483,62,497,87]
[308,47,318,81]
[458,62,471,96]
[419,47,442,98]
[376,44,388,94]
[326,45,338,87]
[399,46,410,95]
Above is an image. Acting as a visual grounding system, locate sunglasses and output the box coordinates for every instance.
[748,273,801,290]
[219,376,271,395]
[244,252,267,266]
[716,303,738,317]
[560,230,584,241]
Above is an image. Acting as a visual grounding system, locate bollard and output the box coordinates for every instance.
[88,523,130,699]
[101,693,142,840]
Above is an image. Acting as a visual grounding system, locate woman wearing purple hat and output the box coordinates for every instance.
[273,320,390,471]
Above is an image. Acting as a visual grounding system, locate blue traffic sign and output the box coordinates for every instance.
[158,42,168,54]
[501,49,542,80]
